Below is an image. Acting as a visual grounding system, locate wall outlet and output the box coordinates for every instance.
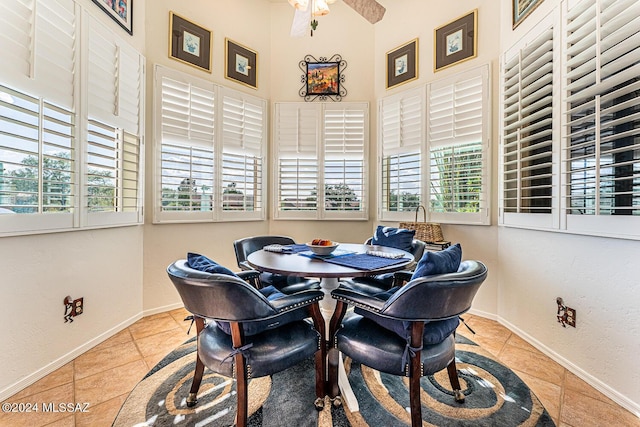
[64,296,84,322]
[565,307,576,327]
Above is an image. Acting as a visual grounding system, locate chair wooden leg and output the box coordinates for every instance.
[234,371,248,427]
[187,317,206,407]
[409,371,422,427]
[409,322,425,427]
[447,359,465,403]
[309,303,326,410]
[230,323,248,427]
[187,354,204,407]
[327,301,347,402]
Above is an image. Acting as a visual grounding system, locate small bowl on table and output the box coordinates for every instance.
[306,241,339,256]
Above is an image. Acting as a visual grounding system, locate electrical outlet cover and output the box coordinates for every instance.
[565,307,576,327]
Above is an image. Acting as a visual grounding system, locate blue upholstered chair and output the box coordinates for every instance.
[328,260,487,427]
[167,258,326,427]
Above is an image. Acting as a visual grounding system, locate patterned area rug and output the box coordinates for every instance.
[113,335,555,426]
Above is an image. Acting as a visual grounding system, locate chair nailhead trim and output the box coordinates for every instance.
[332,295,379,313]
[279,295,323,313]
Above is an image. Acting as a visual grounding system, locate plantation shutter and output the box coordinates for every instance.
[564,0,640,237]
[0,0,77,234]
[156,66,215,221]
[500,22,556,228]
[85,14,143,226]
[0,0,34,83]
[323,104,367,218]
[219,88,265,218]
[428,66,489,224]
[0,0,77,110]
[34,0,77,110]
[380,89,423,155]
[87,15,142,135]
[274,103,320,217]
[379,87,424,218]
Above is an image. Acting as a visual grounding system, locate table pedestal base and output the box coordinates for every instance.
[319,277,359,412]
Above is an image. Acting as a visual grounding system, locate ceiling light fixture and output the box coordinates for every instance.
[289,0,330,36]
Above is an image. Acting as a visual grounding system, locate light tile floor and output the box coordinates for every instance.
[1,309,638,427]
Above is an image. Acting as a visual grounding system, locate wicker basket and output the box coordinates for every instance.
[400,205,444,244]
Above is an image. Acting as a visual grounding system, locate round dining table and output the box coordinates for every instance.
[246,243,414,324]
[246,242,414,411]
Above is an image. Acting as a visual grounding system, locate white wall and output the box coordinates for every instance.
[141,0,275,313]
[372,0,502,317]
[266,1,378,245]
[0,227,144,398]
[141,0,381,315]
[0,0,147,400]
[497,0,640,413]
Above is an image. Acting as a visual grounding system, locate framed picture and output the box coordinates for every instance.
[169,12,212,73]
[298,54,347,102]
[434,10,477,72]
[307,61,340,96]
[513,0,544,28]
[386,39,418,90]
[91,0,133,35]
[225,38,258,89]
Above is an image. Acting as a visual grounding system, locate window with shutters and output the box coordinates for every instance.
[379,65,490,225]
[273,102,368,220]
[220,88,264,220]
[428,66,490,225]
[500,9,558,230]
[499,0,640,239]
[85,13,144,228]
[379,88,424,221]
[0,0,144,236]
[563,0,640,239]
[153,66,266,223]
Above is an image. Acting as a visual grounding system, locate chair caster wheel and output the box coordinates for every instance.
[454,389,465,403]
[330,396,342,407]
[314,397,325,410]
[186,393,198,407]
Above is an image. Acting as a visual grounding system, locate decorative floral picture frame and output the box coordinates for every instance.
[92,0,133,35]
[169,12,212,73]
[434,10,477,72]
[225,38,258,89]
[513,0,544,29]
[386,39,418,90]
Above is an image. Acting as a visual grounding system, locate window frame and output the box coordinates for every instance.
[272,102,369,221]
[378,65,491,226]
[499,11,560,231]
[0,1,145,237]
[153,65,267,224]
[499,0,640,240]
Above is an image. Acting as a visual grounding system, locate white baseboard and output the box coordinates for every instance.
[497,316,640,418]
[0,312,143,402]
[1,305,186,402]
[143,302,184,317]
[467,307,497,321]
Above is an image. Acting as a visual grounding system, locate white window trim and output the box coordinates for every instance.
[498,9,560,231]
[378,65,491,226]
[272,102,369,221]
[0,1,145,237]
[499,0,640,241]
[377,86,426,223]
[153,65,267,224]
